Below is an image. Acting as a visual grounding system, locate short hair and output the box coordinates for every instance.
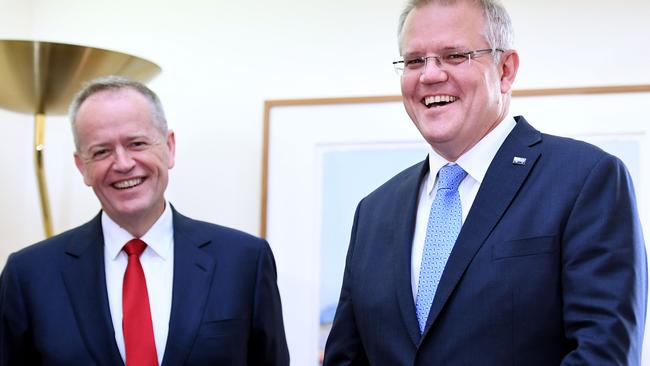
[397,0,514,55]
[69,75,167,151]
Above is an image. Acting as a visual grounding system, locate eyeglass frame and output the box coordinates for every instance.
[392,48,505,75]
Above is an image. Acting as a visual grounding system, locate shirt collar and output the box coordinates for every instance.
[102,202,174,260]
[426,116,517,195]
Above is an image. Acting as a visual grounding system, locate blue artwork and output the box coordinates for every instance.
[317,145,428,355]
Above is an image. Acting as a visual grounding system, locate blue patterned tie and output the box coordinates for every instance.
[415,164,467,334]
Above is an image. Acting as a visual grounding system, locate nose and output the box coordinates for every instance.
[112,147,136,172]
[419,57,448,84]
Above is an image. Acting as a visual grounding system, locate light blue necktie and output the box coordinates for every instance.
[415,164,467,334]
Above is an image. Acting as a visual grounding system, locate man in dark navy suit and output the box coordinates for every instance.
[323,0,647,365]
[0,76,289,365]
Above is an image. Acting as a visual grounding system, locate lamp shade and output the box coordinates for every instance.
[0,39,161,115]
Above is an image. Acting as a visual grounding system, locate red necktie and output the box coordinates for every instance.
[123,239,158,366]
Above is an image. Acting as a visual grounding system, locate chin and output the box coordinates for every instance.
[108,200,151,219]
[418,125,458,143]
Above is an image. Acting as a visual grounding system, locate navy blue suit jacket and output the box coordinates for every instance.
[324,117,647,365]
[0,207,289,365]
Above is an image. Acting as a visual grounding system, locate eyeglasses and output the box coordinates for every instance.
[393,48,504,76]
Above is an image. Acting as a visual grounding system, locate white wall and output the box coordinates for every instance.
[0,0,408,260]
[1,0,650,363]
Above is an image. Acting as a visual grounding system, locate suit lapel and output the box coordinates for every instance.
[61,213,124,366]
[161,209,215,366]
[394,160,430,347]
[421,117,542,337]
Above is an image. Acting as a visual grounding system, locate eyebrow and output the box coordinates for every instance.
[125,134,153,142]
[83,142,110,152]
[402,45,469,57]
[83,133,155,150]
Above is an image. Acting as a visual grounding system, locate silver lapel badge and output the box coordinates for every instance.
[512,157,527,165]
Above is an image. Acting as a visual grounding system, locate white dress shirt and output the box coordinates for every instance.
[411,117,517,300]
[103,202,174,364]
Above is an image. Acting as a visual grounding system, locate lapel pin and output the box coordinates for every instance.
[512,157,527,165]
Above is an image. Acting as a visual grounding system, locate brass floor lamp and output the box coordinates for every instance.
[0,40,161,238]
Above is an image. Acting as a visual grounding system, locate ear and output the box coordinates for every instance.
[166,130,176,169]
[499,50,519,94]
[74,152,92,186]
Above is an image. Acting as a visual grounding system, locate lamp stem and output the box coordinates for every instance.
[34,113,53,238]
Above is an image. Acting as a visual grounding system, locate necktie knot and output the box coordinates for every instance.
[124,238,146,256]
[437,164,467,191]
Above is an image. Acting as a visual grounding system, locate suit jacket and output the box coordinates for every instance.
[0,207,289,366]
[323,116,647,365]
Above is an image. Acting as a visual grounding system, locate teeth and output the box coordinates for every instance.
[113,178,143,189]
[424,95,457,106]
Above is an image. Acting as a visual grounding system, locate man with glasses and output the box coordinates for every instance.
[324,0,646,365]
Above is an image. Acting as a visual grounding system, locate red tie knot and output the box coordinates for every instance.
[124,239,147,256]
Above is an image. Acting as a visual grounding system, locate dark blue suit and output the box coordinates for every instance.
[324,117,647,365]
[0,207,289,366]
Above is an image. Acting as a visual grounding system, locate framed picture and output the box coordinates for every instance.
[262,85,650,366]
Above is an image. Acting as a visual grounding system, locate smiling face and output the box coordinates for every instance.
[73,88,175,233]
[399,1,518,161]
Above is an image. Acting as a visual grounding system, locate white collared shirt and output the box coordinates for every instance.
[411,117,517,300]
[103,202,174,364]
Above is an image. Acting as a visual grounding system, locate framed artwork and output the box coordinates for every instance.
[261,85,650,366]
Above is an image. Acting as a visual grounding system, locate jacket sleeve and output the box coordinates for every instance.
[0,254,39,366]
[560,155,647,365]
[247,240,290,366]
[323,202,370,366]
